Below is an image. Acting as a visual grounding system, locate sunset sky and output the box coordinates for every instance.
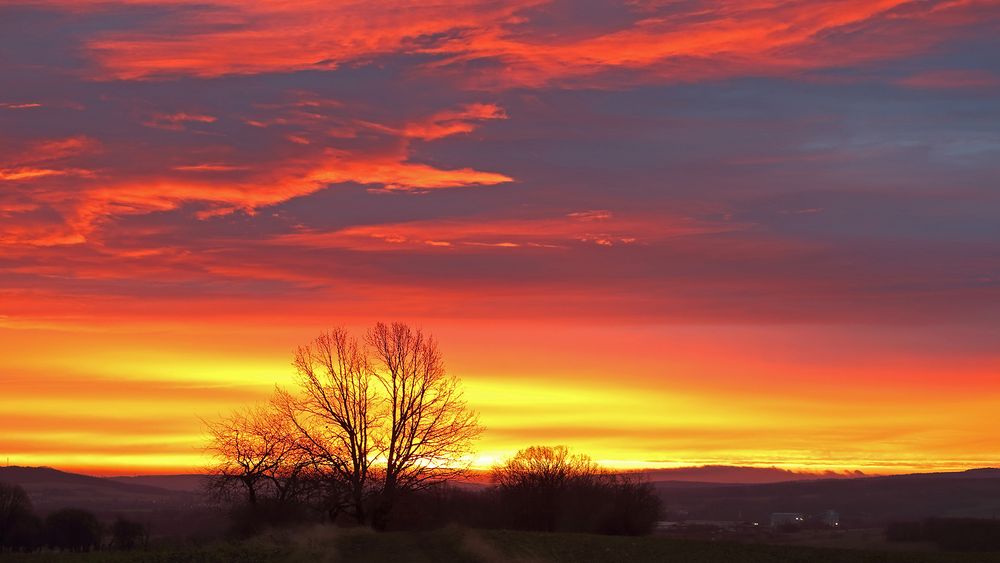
[1,0,999,476]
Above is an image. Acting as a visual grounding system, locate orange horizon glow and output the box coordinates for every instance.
[2,0,999,478]
[3,319,998,476]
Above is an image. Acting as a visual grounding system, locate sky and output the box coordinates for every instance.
[1,0,999,476]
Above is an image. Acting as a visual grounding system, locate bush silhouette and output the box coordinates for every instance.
[111,517,146,550]
[45,509,101,552]
[0,482,42,552]
[4,512,44,552]
[491,445,662,535]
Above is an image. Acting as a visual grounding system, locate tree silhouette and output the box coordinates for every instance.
[110,518,146,550]
[367,322,482,529]
[206,322,482,530]
[277,327,377,523]
[491,445,661,534]
[204,400,308,508]
[492,445,601,531]
[0,483,42,552]
[45,509,101,552]
[0,483,32,537]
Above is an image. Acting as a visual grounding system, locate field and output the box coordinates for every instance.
[4,528,1000,563]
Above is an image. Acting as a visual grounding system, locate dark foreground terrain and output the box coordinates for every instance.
[3,528,999,563]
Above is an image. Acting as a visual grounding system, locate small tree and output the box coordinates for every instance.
[0,483,42,552]
[45,509,101,552]
[492,445,600,531]
[110,517,147,550]
[4,512,43,552]
[204,400,308,509]
[491,445,661,535]
[0,483,32,539]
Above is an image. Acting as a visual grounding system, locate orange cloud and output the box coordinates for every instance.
[172,163,249,172]
[274,210,740,251]
[0,103,511,246]
[78,0,540,79]
[59,0,984,88]
[0,168,75,181]
[305,150,512,192]
[400,103,508,140]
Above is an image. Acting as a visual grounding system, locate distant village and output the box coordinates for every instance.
[656,509,841,540]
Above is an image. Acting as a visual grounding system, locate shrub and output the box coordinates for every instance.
[45,508,101,552]
[3,512,44,552]
[111,517,147,550]
[491,446,662,535]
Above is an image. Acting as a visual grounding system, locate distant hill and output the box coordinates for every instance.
[454,465,869,487]
[108,474,209,493]
[637,465,865,484]
[6,464,1000,528]
[0,466,199,513]
[656,468,1000,525]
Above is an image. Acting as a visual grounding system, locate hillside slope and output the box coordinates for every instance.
[0,466,199,512]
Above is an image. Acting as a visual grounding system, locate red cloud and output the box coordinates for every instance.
[61,0,989,88]
[0,136,99,186]
[0,103,511,246]
[401,103,507,140]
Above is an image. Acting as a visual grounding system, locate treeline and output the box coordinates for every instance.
[886,518,1000,551]
[396,446,662,535]
[205,324,660,536]
[216,445,661,536]
[0,482,147,552]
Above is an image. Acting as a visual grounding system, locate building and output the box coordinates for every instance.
[770,512,804,528]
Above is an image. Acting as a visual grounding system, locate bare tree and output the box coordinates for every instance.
[0,482,33,543]
[276,328,377,523]
[366,322,482,528]
[204,400,306,507]
[491,445,661,534]
[204,322,481,529]
[492,445,601,491]
[491,445,601,532]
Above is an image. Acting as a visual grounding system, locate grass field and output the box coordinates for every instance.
[3,527,998,563]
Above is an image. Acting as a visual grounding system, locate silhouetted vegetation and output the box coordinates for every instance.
[488,445,662,535]
[886,518,1000,551]
[1,483,43,552]
[203,325,663,537]
[356,446,662,535]
[44,509,101,552]
[2,481,155,553]
[110,517,147,550]
[2,487,129,554]
[206,322,482,532]
[4,528,1000,563]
